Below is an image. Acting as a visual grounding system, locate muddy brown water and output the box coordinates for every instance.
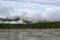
[0,29,60,40]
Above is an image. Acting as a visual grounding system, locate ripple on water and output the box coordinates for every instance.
[0,29,60,40]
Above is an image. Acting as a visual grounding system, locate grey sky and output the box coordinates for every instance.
[0,0,60,22]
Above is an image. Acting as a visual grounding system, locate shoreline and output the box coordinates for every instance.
[0,28,60,30]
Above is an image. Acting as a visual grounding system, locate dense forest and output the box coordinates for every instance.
[0,17,60,29]
[0,22,60,29]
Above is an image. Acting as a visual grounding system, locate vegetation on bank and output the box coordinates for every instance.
[0,22,60,29]
[0,17,60,29]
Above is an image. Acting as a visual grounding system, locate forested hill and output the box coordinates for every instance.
[0,22,60,29]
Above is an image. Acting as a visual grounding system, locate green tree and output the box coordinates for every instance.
[23,20,33,24]
[2,16,20,22]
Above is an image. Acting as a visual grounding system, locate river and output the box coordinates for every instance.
[0,29,60,40]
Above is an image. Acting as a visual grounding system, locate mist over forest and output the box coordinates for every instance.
[0,0,60,24]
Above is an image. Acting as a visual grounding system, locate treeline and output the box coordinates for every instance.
[0,22,60,29]
[0,16,20,22]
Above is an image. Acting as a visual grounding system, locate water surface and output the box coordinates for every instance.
[0,29,60,40]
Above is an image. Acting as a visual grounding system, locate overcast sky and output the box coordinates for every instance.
[0,0,60,22]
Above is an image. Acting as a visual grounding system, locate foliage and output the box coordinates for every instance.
[0,17,20,22]
[0,22,60,29]
[23,20,33,24]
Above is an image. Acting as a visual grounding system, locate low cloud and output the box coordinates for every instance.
[0,1,60,23]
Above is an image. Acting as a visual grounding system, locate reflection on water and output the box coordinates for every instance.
[0,29,60,40]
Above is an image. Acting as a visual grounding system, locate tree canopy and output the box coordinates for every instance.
[23,20,33,24]
[0,16,20,22]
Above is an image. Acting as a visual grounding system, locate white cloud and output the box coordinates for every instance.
[25,0,60,3]
[45,7,60,21]
[0,1,49,17]
[0,1,60,22]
